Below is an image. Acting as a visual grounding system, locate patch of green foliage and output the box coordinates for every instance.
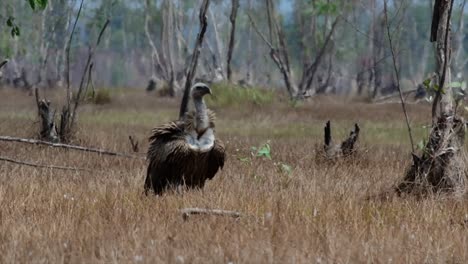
[92,89,112,105]
[205,82,275,108]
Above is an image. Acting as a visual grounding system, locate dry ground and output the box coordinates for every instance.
[0,88,467,263]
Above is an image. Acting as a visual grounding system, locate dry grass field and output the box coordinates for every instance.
[0,87,467,263]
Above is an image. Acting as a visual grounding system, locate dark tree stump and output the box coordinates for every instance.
[37,100,59,142]
[324,121,360,158]
[397,115,466,196]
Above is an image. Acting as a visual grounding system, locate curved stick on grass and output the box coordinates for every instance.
[180,208,241,221]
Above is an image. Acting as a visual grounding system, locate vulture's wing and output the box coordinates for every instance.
[145,121,191,194]
[205,139,226,180]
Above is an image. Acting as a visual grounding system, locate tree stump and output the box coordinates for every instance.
[323,121,360,158]
[397,114,466,196]
[35,89,59,142]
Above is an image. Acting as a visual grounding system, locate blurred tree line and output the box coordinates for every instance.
[0,0,466,99]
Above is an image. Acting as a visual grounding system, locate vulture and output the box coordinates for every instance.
[144,83,226,195]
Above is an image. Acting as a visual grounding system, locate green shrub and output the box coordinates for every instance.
[93,88,112,105]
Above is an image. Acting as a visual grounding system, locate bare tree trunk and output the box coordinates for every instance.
[162,0,177,96]
[245,0,253,84]
[144,0,166,83]
[227,0,239,82]
[209,8,225,77]
[452,0,466,77]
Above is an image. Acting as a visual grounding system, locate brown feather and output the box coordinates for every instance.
[144,109,225,195]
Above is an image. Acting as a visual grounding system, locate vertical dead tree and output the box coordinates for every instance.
[179,0,211,119]
[248,1,297,98]
[245,0,254,85]
[249,0,339,99]
[227,0,240,82]
[144,0,181,96]
[144,0,165,92]
[208,7,225,78]
[397,0,467,196]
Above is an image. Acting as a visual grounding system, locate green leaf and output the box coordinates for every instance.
[37,0,48,9]
[280,163,292,175]
[238,157,251,163]
[28,0,47,11]
[6,17,13,27]
[256,143,271,159]
[423,78,431,90]
[449,81,462,88]
[11,26,20,37]
[28,0,36,10]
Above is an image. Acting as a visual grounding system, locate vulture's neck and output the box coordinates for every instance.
[193,96,209,133]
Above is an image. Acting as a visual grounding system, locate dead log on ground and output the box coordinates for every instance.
[180,208,241,221]
[0,156,92,172]
[324,121,360,158]
[0,136,144,159]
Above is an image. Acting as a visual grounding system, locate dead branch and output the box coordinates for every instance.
[0,136,144,159]
[180,208,241,221]
[179,0,211,119]
[324,121,360,158]
[70,19,110,130]
[300,18,340,93]
[65,0,84,110]
[384,0,415,153]
[0,60,7,69]
[145,0,167,82]
[248,13,296,98]
[128,135,139,153]
[0,156,92,172]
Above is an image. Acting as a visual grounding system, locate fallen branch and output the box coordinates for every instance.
[0,136,144,159]
[0,156,92,172]
[180,208,241,220]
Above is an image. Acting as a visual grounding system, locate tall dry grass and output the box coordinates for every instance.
[0,88,467,263]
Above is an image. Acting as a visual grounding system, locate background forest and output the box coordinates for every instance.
[1,0,467,99]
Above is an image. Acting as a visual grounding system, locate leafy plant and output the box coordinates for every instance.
[93,89,112,105]
[278,163,293,175]
[6,0,47,38]
[252,141,272,159]
[27,0,48,10]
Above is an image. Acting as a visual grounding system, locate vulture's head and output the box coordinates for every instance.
[191,83,212,99]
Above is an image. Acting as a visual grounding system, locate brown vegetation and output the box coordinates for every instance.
[0,89,467,263]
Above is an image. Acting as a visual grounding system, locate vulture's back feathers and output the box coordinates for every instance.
[144,110,225,195]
